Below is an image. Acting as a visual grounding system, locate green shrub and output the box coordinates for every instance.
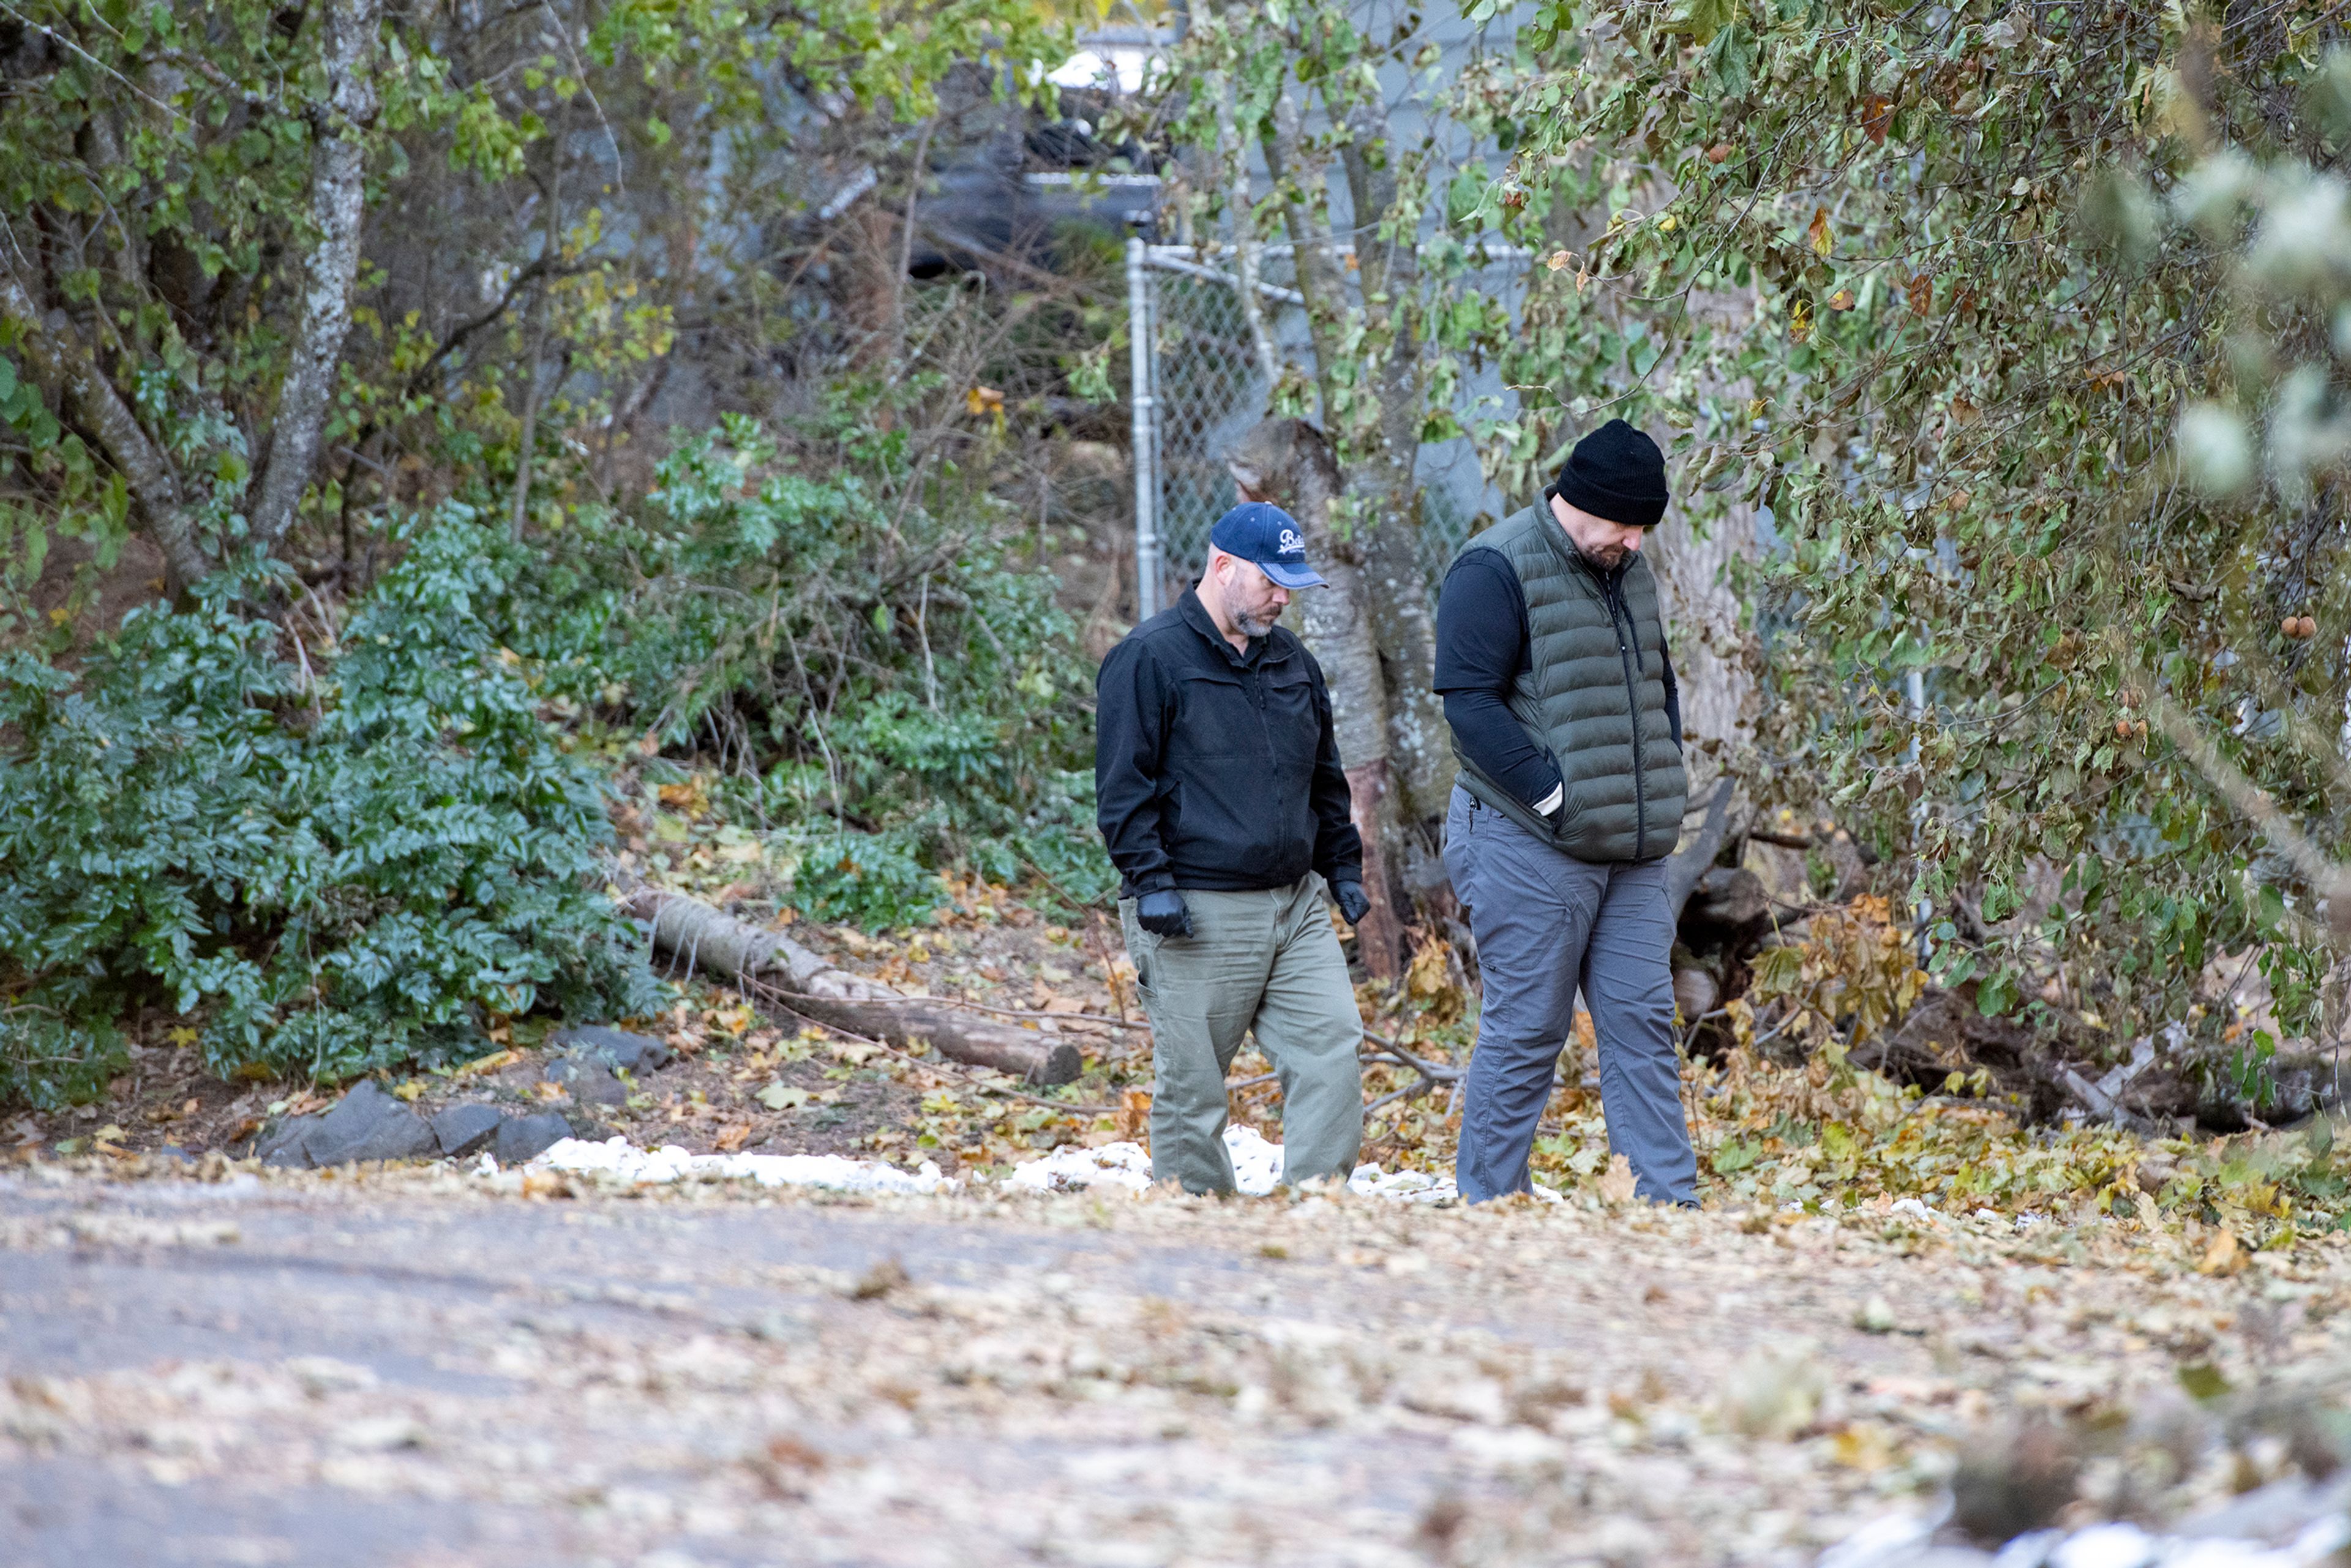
[506,405,1112,927]
[0,517,649,1106]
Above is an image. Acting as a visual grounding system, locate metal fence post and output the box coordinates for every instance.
[1125,233,1161,620]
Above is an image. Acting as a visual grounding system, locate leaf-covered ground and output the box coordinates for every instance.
[17,860,2351,1264]
[5,1155,2351,1567]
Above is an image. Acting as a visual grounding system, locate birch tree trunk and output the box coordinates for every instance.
[1227,418,1406,978]
[252,0,381,549]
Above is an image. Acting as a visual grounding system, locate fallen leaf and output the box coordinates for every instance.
[766,1435,826,1470]
[1117,1088,1152,1142]
[757,1083,811,1111]
[2195,1231,2244,1276]
[457,1049,520,1078]
[520,1168,571,1199]
[1599,1153,1638,1204]
[714,1122,751,1152]
[392,1080,426,1103]
[1831,1422,1898,1469]
[2177,1360,2232,1400]
[850,1257,910,1300]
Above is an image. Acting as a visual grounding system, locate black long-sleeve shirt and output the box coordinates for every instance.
[1094,590,1363,897]
[1434,547,1682,809]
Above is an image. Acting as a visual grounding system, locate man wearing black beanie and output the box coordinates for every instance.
[1433,418,1698,1206]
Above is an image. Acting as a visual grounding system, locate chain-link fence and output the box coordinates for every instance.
[1127,240,1529,617]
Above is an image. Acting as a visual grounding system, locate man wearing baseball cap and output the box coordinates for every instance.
[1434,419,1698,1206]
[1095,502,1373,1193]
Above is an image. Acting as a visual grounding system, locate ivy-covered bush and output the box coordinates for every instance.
[0,518,648,1106]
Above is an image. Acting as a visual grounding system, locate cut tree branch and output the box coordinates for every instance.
[621,885,1081,1084]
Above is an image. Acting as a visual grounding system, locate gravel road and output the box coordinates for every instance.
[3,1163,2344,1567]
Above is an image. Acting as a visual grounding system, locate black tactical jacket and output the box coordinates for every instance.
[1093,590,1363,896]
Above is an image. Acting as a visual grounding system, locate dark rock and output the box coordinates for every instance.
[541,1054,629,1106]
[254,1117,316,1168]
[429,1103,504,1158]
[303,1081,439,1166]
[1679,866,1774,948]
[493,1112,573,1165]
[549,1026,671,1077]
[1950,1416,2081,1545]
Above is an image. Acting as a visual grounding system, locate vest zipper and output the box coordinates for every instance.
[1604,570,1648,860]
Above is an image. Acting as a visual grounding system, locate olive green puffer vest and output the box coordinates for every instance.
[1447,501,1688,862]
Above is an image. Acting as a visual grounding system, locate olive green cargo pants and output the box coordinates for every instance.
[1118,876,1364,1195]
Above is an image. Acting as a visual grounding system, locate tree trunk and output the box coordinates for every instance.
[624,887,1082,1084]
[1259,88,1452,882]
[0,269,211,592]
[1646,498,1759,813]
[1337,131,1454,828]
[1227,417,1406,978]
[252,0,381,549]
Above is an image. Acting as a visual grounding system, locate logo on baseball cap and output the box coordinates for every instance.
[1209,502,1325,590]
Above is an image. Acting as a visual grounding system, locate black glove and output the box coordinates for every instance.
[1331,878,1371,926]
[1136,888,1193,938]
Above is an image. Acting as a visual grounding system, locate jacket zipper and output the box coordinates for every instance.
[1603,569,1648,860]
[1252,655,1270,761]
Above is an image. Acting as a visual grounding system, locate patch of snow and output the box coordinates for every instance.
[1003,1127,1558,1205]
[1226,1125,1285,1193]
[1008,1138,1154,1194]
[531,1136,950,1194]
[531,1130,1554,1206]
[1007,1126,1284,1195]
[1348,1165,1460,1202]
[1823,1499,2351,1567]
[1888,1198,1941,1226]
[1815,1502,1945,1568]
[2050,1523,2158,1568]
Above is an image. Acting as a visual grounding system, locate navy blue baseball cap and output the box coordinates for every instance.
[1209,502,1325,589]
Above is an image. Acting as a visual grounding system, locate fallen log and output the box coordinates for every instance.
[622,887,1082,1085]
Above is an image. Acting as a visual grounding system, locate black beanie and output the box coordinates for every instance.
[1552,419,1669,528]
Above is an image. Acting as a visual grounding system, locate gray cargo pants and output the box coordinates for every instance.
[1118,876,1363,1194]
[1443,785,1698,1205]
